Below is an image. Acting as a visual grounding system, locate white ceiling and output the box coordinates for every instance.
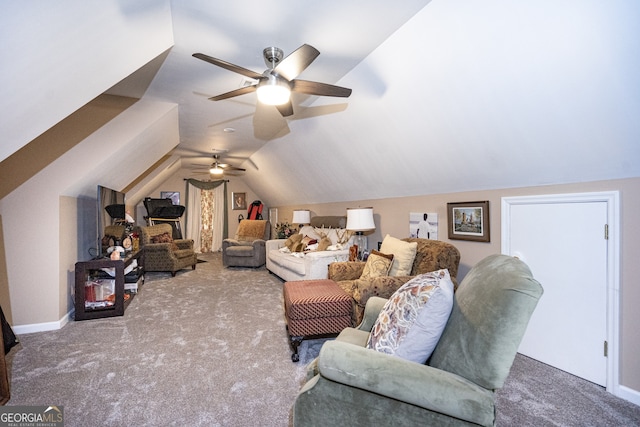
[3,1,640,208]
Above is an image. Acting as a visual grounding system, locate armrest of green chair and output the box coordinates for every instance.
[316,340,495,426]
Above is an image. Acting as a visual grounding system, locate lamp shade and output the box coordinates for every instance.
[292,209,311,225]
[346,207,375,231]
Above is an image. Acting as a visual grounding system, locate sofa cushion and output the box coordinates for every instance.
[366,269,454,363]
[379,234,418,276]
[360,250,394,279]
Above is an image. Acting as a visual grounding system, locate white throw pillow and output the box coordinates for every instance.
[366,269,454,364]
[379,234,418,276]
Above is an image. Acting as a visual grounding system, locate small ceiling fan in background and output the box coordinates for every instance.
[190,152,246,177]
[193,44,352,117]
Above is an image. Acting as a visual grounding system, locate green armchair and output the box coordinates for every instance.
[294,254,543,426]
[140,223,197,276]
[328,238,460,325]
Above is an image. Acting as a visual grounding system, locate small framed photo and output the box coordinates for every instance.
[232,192,247,210]
[447,201,490,242]
[160,191,180,205]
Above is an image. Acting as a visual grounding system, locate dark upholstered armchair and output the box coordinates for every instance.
[140,223,197,276]
[329,238,460,325]
[294,255,544,426]
[222,220,271,267]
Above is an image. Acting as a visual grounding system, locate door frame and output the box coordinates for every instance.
[501,191,620,394]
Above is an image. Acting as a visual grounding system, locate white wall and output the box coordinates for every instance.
[0,100,179,330]
[0,0,174,161]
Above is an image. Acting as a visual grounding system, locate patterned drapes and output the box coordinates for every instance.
[200,189,214,252]
[184,179,228,252]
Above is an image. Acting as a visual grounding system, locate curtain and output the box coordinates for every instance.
[211,184,225,251]
[185,179,228,253]
[200,189,214,252]
[186,185,202,251]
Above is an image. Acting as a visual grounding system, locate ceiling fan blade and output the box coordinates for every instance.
[193,53,263,80]
[275,101,294,117]
[291,79,352,98]
[274,44,320,81]
[209,85,258,101]
[220,164,246,172]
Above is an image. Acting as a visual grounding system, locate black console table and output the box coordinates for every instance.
[74,250,143,321]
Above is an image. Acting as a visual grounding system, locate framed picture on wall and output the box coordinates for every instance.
[232,192,247,210]
[447,201,490,242]
[160,191,180,205]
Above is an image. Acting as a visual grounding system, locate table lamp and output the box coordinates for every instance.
[292,209,311,229]
[346,207,375,259]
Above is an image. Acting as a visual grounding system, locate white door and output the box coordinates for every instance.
[502,193,617,387]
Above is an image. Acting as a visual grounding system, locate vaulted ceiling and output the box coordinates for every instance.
[2,1,639,207]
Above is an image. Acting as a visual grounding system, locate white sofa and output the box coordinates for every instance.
[266,216,353,282]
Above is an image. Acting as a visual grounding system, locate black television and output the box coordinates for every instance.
[97,185,125,257]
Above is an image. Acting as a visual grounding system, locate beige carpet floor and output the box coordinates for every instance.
[4,252,640,426]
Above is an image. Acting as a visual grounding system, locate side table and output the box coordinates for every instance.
[74,250,143,321]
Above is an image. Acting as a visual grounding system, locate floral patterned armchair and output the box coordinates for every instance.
[328,238,460,325]
[140,223,197,276]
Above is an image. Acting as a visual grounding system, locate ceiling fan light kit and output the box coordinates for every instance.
[209,165,224,175]
[193,44,352,117]
[256,75,291,105]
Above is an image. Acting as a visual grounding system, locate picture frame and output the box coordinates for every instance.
[447,201,490,242]
[232,192,247,210]
[160,191,180,205]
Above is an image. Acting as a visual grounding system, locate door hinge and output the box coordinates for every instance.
[604,224,609,240]
[604,340,608,357]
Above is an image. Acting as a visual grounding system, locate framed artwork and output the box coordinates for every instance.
[409,212,438,240]
[232,192,247,210]
[447,201,490,242]
[160,191,180,205]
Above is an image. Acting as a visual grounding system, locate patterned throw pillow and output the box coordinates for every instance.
[151,232,173,244]
[151,232,178,251]
[366,269,454,363]
[360,250,394,279]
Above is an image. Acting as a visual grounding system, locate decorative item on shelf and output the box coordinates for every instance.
[346,207,376,260]
[292,209,311,230]
[275,222,297,239]
[132,232,140,252]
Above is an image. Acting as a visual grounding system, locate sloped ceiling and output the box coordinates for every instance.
[2,1,639,207]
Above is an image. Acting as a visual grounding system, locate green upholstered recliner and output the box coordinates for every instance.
[294,254,543,427]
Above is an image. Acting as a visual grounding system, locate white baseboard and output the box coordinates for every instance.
[615,384,640,406]
[12,311,70,335]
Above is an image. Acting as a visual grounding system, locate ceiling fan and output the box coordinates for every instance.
[193,44,352,117]
[191,154,246,177]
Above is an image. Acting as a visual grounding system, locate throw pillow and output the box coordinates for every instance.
[236,220,267,242]
[301,235,318,247]
[285,234,303,251]
[151,232,178,251]
[379,234,418,276]
[360,250,394,279]
[316,236,331,251]
[366,269,454,364]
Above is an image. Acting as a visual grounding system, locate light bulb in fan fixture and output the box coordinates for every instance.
[210,164,224,175]
[256,74,291,105]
